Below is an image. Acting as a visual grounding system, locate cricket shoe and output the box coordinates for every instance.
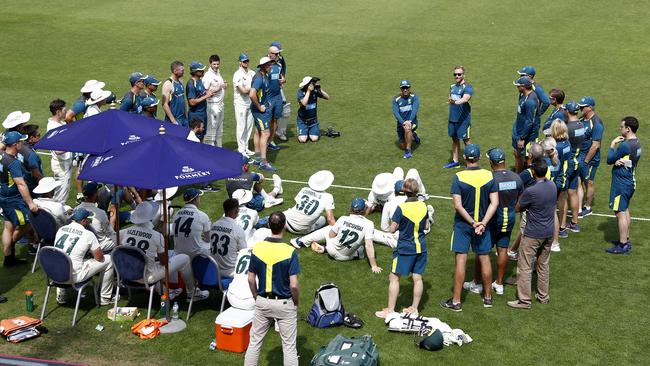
[273,174,283,195]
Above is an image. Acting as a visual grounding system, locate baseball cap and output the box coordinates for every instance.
[486,147,505,164]
[189,61,206,71]
[565,101,580,114]
[238,53,250,62]
[80,80,106,93]
[350,198,366,212]
[258,56,272,66]
[2,131,28,145]
[270,41,283,52]
[129,72,147,86]
[400,80,411,88]
[71,207,94,222]
[140,96,159,108]
[82,182,100,197]
[2,111,31,129]
[513,76,532,87]
[464,143,481,160]
[517,65,536,76]
[183,188,204,203]
[394,180,404,194]
[577,96,596,108]
[419,329,444,351]
[144,75,161,86]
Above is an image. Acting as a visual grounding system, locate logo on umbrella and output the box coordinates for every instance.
[120,135,141,146]
[175,165,210,180]
[182,166,195,173]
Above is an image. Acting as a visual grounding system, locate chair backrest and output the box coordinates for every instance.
[29,209,58,244]
[38,247,73,284]
[191,254,222,291]
[112,246,147,282]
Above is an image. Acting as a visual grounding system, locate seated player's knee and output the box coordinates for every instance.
[298,136,308,143]
[309,135,319,142]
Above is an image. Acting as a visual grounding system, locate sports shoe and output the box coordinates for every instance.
[403,150,413,159]
[463,281,483,294]
[276,132,288,142]
[267,142,281,151]
[168,288,183,300]
[551,243,561,252]
[507,250,518,261]
[440,298,462,312]
[443,161,460,169]
[202,185,220,193]
[3,255,27,267]
[28,245,38,256]
[264,197,284,208]
[100,297,117,306]
[605,242,632,254]
[492,281,504,295]
[76,192,84,203]
[260,161,277,172]
[245,149,256,157]
[558,228,568,238]
[581,206,593,217]
[413,132,421,145]
[272,174,283,195]
[483,297,493,308]
[426,205,435,224]
[507,300,531,309]
[567,222,580,233]
[290,238,304,249]
[186,289,210,302]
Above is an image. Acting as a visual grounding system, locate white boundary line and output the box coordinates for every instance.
[282,179,650,222]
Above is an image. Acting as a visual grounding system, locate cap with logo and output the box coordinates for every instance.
[269,41,283,52]
[2,131,28,145]
[350,198,366,212]
[144,75,161,86]
[239,53,250,62]
[577,96,595,108]
[183,188,204,203]
[189,61,206,72]
[464,143,481,161]
[400,80,411,88]
[517,65,536,77]
[129,72,147,86]
[486,148,505,164]
[513,76,532,87]
[140,96,159,108]
[565,101,580,114]
[71,207,94,222]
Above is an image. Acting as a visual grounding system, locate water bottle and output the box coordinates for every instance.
[25,290,34,312]
[160,295,167,317]
[171,302,179,320]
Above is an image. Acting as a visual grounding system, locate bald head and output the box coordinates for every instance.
[528,142,543,161]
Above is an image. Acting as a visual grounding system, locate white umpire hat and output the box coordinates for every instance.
[308,170,334,192]
[2,111,31,129]
[372,173,395,196]
[232,189,253,205]
[33,177,61,195]
[130,201,156,224]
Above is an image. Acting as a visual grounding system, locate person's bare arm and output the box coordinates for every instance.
[14,177,37,212]
[325,209,336,226]
[248,271,257,299]
[289,274,299,307]
[91,247,105,262]
[389,221,399,234]
[161,81,176,124]
[452,194,474,225]
[365,239,382,273]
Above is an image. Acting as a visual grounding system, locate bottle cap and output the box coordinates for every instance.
[25,290,33,296]
[161,295,168,300]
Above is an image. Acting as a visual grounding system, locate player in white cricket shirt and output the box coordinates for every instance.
[231,189,259,246]
[210,198,247,278]
[284,170,336,237]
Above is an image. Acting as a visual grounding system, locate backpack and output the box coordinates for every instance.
[311,334,379,366]
[307,282,344,328]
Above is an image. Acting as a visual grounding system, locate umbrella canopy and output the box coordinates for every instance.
[78,129,243,189]
[35,109,189,155]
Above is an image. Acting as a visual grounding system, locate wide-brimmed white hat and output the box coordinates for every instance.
[130,201,156,224]
[154,186,178,201]
[372,173,395,196]
[2,111,31,129]
[86,89,112,106]
[33,177,61,195]
[80,80,106,93]
[299,76,314,88]
[232,189,253,205]
[258,56,272,66]
[308,170,334,192]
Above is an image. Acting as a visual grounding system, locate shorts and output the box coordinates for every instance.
[448,120,470,140]
[490,227,514,248]
[567,167,580,190]
[252,109,271,131]
[397,121,418,142]
[246,193,265,212]
[451,223,492,254]
[579,162,599,182]
[391,251,427,276]
[609,186,634,212]
[297,117,320,137]
[268,96,284,119]
[1,201,30,226]
[511,136,534,157]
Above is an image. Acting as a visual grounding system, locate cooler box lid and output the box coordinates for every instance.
[215,307,254,328]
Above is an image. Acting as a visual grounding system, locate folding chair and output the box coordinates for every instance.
[28,209,58,273]
[112,246,159,319]
[38,247,99,326]
[186,254,232,321]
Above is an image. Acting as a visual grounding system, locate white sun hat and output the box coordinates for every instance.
[154,186,178,201]
[33,177,62,195]
[86,89,112,106]
[130,201,156,224]
[372,173,396,196]
[308,170,334,192]
[232,189,253,205]
[80,80,106,93]
[2,111,31,129]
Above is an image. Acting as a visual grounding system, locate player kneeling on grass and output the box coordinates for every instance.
[297,76,329,143]
[291,198,382,273]
[375,178,430,318]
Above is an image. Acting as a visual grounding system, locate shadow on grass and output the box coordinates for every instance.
[597,217,619,243]
[267,335,312,366]
[0,245,32,294]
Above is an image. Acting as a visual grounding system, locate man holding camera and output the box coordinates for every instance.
[296,76,330,143]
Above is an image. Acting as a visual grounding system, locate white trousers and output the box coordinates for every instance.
[393,167,427,195]
[51,157,73,204]
[234,104,254,154]
[206,101,225,147]
[146,253,190,284]
[57,255,114,302]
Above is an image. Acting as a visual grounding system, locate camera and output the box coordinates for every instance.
[325,127,340,138]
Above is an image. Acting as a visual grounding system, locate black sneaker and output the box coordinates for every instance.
[440,298,462,312]
[3,256,27,267]
[202,185,220,193]
[483,297,493,308]
[28,245,38,256]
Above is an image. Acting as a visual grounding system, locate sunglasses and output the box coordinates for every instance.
[400,86,410,90]
[454,73,464,76]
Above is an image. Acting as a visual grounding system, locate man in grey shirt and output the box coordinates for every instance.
[509,158,557,309]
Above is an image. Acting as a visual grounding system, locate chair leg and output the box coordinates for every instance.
[40,284,51,320]
[93,279,100,308]
[186,288,196,322]
[72,285,85,327]
[220,291,227,313]
[147,286,154,319]
[31,242,41,273]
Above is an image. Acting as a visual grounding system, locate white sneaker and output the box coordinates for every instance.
[272,174,283,195]
[245,149,255,157]
[427,205,435,224]
[463,281,483,294]
[507,250,518,261]
[186,289,210,302]
[264,197,283,208]
[551,243,561,252]
[492,281,504,295]
[168,288,183,300]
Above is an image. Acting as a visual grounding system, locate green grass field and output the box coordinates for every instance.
[1,0,649,365]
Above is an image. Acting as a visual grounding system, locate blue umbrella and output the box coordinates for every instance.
[35,109,189,155]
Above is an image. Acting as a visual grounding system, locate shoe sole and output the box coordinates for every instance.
[440,302,462,312]
[483,303,493,308]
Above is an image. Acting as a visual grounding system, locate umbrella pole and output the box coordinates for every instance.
[114,185,120,252]
[162,189,171,321]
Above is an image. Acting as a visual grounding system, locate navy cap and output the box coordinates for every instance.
[464,143,480,160]
[565,101,580,114]
[269,41,283,52]
[399,80,411,88]
[183,188,203,203]
[189,61,206,71]
[394,180,404,194]
[577,96,595,108]
[350,198,366,212]
[129,72,147,86]
[140,96,159,108]
[82,182,100,197]
[144,75,160,86]
[513,76,532,87]
[2,131,27,145]
[517,65,536,76]
[71,207,94,222]
[486,147,505,164]
[239,53,250,62]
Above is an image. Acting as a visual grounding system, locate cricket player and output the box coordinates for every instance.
[210,198,248,278]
